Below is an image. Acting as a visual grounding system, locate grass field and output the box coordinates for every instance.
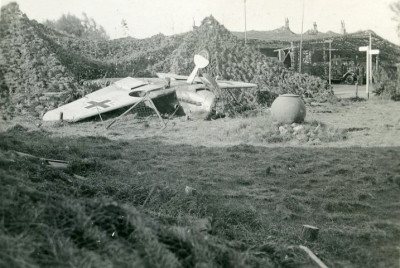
[1,113,399,267]
[1,88,400,267]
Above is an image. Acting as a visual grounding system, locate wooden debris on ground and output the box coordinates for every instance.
[301,224,319,241]
[299,245,328,268]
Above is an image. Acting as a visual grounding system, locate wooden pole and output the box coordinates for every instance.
[95,106,103,122]
[299,245,329,268]
[299,0,305,73]
[328,41,332,86]
[106,97,145,129]
[147,96,166,128]
[244,0,247,45]
[369,33,373,87]
[323,44,327,77]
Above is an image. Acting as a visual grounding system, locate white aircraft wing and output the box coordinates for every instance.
[156,73,203,83]
[216,81,257,89]
[200,73,257,94]
[157,73,257,89]
[42,77,164,122]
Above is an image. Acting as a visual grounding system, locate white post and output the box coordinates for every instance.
[359,44,379,100]
[366,47,369,99]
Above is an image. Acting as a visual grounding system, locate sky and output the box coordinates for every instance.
[1,0,400,45]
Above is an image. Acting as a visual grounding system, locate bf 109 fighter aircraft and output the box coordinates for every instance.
[42,51,257,122]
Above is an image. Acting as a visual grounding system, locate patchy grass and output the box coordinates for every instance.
[0,126,399,267]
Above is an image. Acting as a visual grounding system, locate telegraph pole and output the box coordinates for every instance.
[369,33,373,82]
[299,0,305,73]
[244,0,247,44]
[328,40,332,86]
[317,39,335,85]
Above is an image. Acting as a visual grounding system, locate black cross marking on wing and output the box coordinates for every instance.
[85,100,111,109]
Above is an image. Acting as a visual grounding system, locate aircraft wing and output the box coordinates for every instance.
[200,73,257,91]
[156,73,187,80]
[156,73,203,83]
[42,77,164,122]
[157,73,257,89]
[216,81,257,89]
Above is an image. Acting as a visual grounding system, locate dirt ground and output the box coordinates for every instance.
[2,85,399,148]
[333,84,368,99]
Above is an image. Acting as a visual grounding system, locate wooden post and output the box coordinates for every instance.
[323,43,327,78]
[290,42,295,69]
[301,224,319,241]
[359,36,379,100]
[185,186,197,195]
[356,82,359,97]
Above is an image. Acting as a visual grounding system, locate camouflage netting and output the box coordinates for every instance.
[160,16,334,115]
[0,3,113,118]
[0,3,334,119]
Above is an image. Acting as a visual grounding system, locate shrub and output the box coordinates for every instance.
[373,67,400,100]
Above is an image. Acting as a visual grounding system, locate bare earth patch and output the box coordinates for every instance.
[2,97,399,148]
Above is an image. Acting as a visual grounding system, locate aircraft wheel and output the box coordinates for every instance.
[345,75,354,85]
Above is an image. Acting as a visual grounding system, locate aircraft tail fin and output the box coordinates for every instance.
[199,73,222,98]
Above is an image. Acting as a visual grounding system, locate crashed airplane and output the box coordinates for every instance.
[42,51,257,122]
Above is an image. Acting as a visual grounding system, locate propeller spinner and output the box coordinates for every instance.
[187,50,210,84]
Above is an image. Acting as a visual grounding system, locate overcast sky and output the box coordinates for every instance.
[2,0,400,45]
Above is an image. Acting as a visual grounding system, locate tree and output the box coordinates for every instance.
[45,14,84,37]
[81,13,109,40]
[390,1,400,38]
[44,13,109,40]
